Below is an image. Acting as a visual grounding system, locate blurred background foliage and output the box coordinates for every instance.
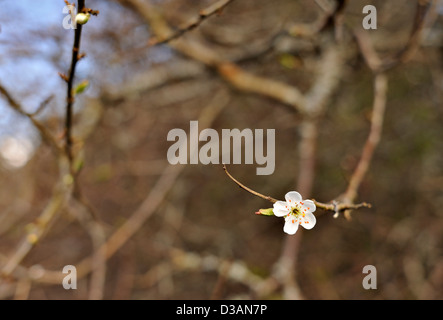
[0,0,442,299]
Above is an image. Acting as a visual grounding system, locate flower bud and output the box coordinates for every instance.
[256,208,275,216]
[75,13,90,25]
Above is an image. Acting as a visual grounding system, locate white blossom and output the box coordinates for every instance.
[273,191,316,235]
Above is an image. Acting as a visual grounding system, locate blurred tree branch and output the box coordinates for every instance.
[63,0,86,162]
[0,84,62,154]
[148,0,236,46]
[0,1,105,301]
[120,0,307,113]
[1,157,72,277]
[0,84,73,278]
[73,88,231,282]
[354,0,433,73]
[343,0,433,218]
[339,73,388,218]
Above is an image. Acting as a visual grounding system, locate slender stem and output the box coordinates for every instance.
[65,0,86,161]
[149,0,236,45]
[222,164,371,214]
[343,74,388,204]
[0,84,61,154]
[222,164,278,203]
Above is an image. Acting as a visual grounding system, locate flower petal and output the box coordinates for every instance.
[300,212,316,230]
[301,199,316,213]
[283,216,300,235]
[273,201,290,217]
[285,191,302,205]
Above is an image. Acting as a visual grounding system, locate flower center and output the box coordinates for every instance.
[290,206,301,216]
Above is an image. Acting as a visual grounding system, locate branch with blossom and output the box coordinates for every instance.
[222,164,371,235]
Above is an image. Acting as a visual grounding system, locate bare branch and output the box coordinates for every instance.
[217,62,306,113]
[122,0,307,113]
[138,248,266,296]
[67,196,106,300]
[354,0,433,73]
[222,164,371,214]
[1,173,72,277]
[222,164,279,203]
[0,83,62,154]
[64,0,86,161]
[379,0,433,72]
[345,1,430,218]
[353,29,383,72]
[149,0,236,46]
[341,73,388,217]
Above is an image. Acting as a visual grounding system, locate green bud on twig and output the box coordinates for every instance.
[73,80,89,96]
[256,208,274,216]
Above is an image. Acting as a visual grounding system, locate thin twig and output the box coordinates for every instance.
[354,0,433,73]
[67,195,106,300]
[222,164,371,214]
[0,83,62,154]
[138,248,265,296]
[0,256,64,286]
[122,0,307,113]
[0,0,99,289]
[1,169,72,277]
[313,199,372,212]
[345,0,430,218]
[340,73,387,218]
[222,164,278,203]
[149,0,236,46]
[65,0,86,161]
[30,95,54,117]
[378,0,432,72]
